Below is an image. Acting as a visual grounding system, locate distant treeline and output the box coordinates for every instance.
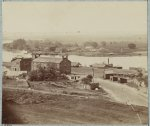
[3,38,147,53]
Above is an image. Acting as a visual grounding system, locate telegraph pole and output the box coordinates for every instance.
[92,67,94,82]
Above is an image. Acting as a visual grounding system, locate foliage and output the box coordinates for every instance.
[12,39,28,50]
[3,39,29,51]
[49,46,56,52]
[2,71,7,84]
[143,75,148,87]
[136,69,148,87]
[28,70,38,81]
[81,74,93,84]
[62,48,68,53]
[101,41,107,47]
[128,43,136,49]
[28,65,66,81]
[84,42,98,48]
[90,83,100,90]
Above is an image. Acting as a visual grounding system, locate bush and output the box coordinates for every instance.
[143,75,148,87]
[28,70,38,81]
[128,43,136,49]
[28,66,67,81]
[90,83,100,90]
[81,74,93,84]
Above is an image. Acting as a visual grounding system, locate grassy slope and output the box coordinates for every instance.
[2,88,148,124]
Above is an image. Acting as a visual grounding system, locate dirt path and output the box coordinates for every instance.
[95,78,148,107]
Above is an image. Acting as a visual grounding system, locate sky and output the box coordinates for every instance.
[2,1,147,38]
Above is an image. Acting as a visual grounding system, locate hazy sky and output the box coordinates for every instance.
[3,1,147,36]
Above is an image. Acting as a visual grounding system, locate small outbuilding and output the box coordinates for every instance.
[103,69,114,79]
[110,76,118,81]
[118,77,127,83]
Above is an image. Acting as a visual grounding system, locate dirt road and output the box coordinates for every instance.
[95,78,148,107]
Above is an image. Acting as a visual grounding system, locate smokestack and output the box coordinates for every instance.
[108,58,109,64]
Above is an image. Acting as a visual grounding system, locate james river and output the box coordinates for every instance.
[3,50,147,70]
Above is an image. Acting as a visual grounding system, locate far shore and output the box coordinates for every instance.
[3,49,147,57]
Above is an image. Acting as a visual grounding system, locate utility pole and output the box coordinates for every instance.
[108,58,109,65]
[92,67,94,82]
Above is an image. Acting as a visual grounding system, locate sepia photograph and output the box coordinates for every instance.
[2,1,148,124]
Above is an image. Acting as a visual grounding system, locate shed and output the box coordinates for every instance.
[103,69,114,79]
[118,77,127,83]
[110,76,118,81]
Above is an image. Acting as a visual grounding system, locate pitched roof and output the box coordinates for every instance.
[11,57,32,62]
[104,68,138,75]
[33,57,62,63]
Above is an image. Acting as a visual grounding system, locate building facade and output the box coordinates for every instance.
[32,55,71,74]
[11,57,32,72]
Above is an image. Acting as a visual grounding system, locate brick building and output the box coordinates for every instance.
[11,57,32,72]
[32,55,71,74]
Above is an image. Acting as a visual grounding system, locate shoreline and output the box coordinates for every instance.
[3,49,147,57]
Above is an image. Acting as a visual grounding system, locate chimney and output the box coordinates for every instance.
[66,55,68,59]
[62,54,68,60]
[108,58,109,64]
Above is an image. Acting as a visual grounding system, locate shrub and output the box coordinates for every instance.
[81,74,93,84]
[28,66,67,81]
[143,75,148,87]
[128,43,136,49]
[28,70,38,81]
[90,83,100,90]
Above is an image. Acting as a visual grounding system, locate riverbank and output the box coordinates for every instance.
[3,49,147,57]
[67,50,147,57]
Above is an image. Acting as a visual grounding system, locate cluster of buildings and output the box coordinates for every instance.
[10,53,72,75]
[103,67,146,87]
[91,58,122,69]
[9,52,83,80]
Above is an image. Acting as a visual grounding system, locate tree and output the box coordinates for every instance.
[55,41,63,47]
[62,48,68,53]
[28,65,60,81]
[12,39,27,50]
[28,70,38,81]
[143,75,148,87]
[81,74,93,84]
[101,41,106,47]
[128,43,136,49]
[136,69,147,87]
[84,42,98,48]
[49,46,56,52]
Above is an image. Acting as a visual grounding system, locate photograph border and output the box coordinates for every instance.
[0,0,149,125]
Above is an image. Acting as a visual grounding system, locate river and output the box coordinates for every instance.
[3,50,147,70]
